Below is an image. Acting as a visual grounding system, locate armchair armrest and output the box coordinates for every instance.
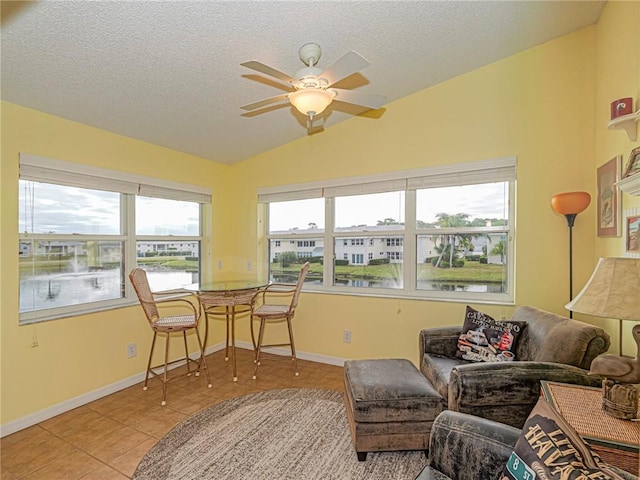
[448,361,603,428]
[415,410,520,480]
[417,410,638,480]
[419,327,461,360]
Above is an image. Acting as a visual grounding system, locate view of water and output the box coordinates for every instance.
[273,274,504,292]
[21,269,503,313]
[20,269,124,312]
[19,269,195,313]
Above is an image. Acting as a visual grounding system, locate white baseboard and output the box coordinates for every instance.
[233,340,346,367]
[0,343,346,438]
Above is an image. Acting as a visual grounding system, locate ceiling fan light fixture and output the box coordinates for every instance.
[241,43,385,126]
[289,88,334,118]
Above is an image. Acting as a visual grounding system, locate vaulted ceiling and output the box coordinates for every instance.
[1,1,605,164]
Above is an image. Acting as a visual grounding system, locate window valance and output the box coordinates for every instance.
[19,153,212,204]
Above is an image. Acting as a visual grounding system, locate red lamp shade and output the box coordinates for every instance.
[551,192,591,215]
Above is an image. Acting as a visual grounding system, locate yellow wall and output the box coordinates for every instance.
[1,0,638,429]
[0,103,231,424]
[594,0,640,352]
[231,25,598,361]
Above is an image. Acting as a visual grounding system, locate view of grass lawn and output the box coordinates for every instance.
[271,260,504,284]
[137,257,198,270]
[20,256,198,273]
[418,262,504,283]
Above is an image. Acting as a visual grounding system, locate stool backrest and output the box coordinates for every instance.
[129,268,159,323]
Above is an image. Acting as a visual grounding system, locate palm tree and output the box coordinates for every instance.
[377,218,401,225]
[433,213,471,268]
[489,239,506,263]
[433,239,453,268]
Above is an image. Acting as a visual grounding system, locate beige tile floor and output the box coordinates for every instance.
[1,349,345,480]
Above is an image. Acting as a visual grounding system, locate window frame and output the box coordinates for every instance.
[18,154,211,324]
[259,157,516,304]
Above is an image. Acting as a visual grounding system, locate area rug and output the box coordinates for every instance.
[133,388,426,480]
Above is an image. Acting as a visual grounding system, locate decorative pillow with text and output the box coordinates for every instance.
[455,306,526,363]
[501,397,626,480]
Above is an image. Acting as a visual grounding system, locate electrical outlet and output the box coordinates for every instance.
[217,259,222,270]
[247,261,252,271]
[343,330,352,344]
[126,343,137,358]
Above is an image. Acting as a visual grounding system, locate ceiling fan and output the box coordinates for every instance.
[240,43,386,126]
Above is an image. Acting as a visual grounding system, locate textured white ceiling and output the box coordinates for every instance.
[1,1,605,165]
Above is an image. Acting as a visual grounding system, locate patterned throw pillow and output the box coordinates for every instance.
[501,397,627,480]
[455,306,526,363]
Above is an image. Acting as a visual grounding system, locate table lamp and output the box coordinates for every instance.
[551,191,591,317]
[566,257,640,419]
[565,257,640,355]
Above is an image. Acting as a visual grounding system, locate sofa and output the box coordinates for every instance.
[420,306,610,428]
[414,410,637,480]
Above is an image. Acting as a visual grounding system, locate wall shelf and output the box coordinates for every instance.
[608,110,640,141]
[617,173,640,196]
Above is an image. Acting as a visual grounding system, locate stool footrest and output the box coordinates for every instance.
[343,358,444,459]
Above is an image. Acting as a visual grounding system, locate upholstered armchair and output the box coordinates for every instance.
[419,306,610,428]
[414,410,637,480]
[414,410,520,480]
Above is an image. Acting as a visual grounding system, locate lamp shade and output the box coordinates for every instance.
[289,88,334,117]
[565,257,640,320]
[551,191,591,215]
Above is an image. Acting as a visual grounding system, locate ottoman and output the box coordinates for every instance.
[344,358,444,461]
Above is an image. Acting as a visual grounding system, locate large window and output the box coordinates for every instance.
[415,182,510,297]
[19,182,125,315]
[18,154,211,323]
[135,196,201,292]
[334,191,405,289]
[268,197,323,285]
[260,157,516,303]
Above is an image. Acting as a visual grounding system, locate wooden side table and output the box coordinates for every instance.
[540,381,639,476]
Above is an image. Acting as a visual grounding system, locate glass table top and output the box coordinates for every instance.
[185,280,268,292]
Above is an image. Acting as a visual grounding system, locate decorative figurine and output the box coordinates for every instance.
[589,324,640,419]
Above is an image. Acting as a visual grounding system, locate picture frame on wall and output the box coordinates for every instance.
[622,146,640,179]
[624,208,640,258]
[597,155,621,237]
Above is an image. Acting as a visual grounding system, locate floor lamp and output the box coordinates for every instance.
[565,257,640,355]
[551,191,591,318]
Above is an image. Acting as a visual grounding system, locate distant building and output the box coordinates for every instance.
[269,226,505,265]
[136,241,198,257]
[18,240,122,269]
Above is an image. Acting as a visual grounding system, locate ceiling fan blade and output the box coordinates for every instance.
[330,88,386,110]
[320,51,371,86]
[241,61,294,84]
[240,93,290,111]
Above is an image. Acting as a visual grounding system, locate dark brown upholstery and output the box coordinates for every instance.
[414,410,638,480]
[419,306,611,428]
[513,306,610,369]
[344,358,443,461]
[415,411,520,480]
